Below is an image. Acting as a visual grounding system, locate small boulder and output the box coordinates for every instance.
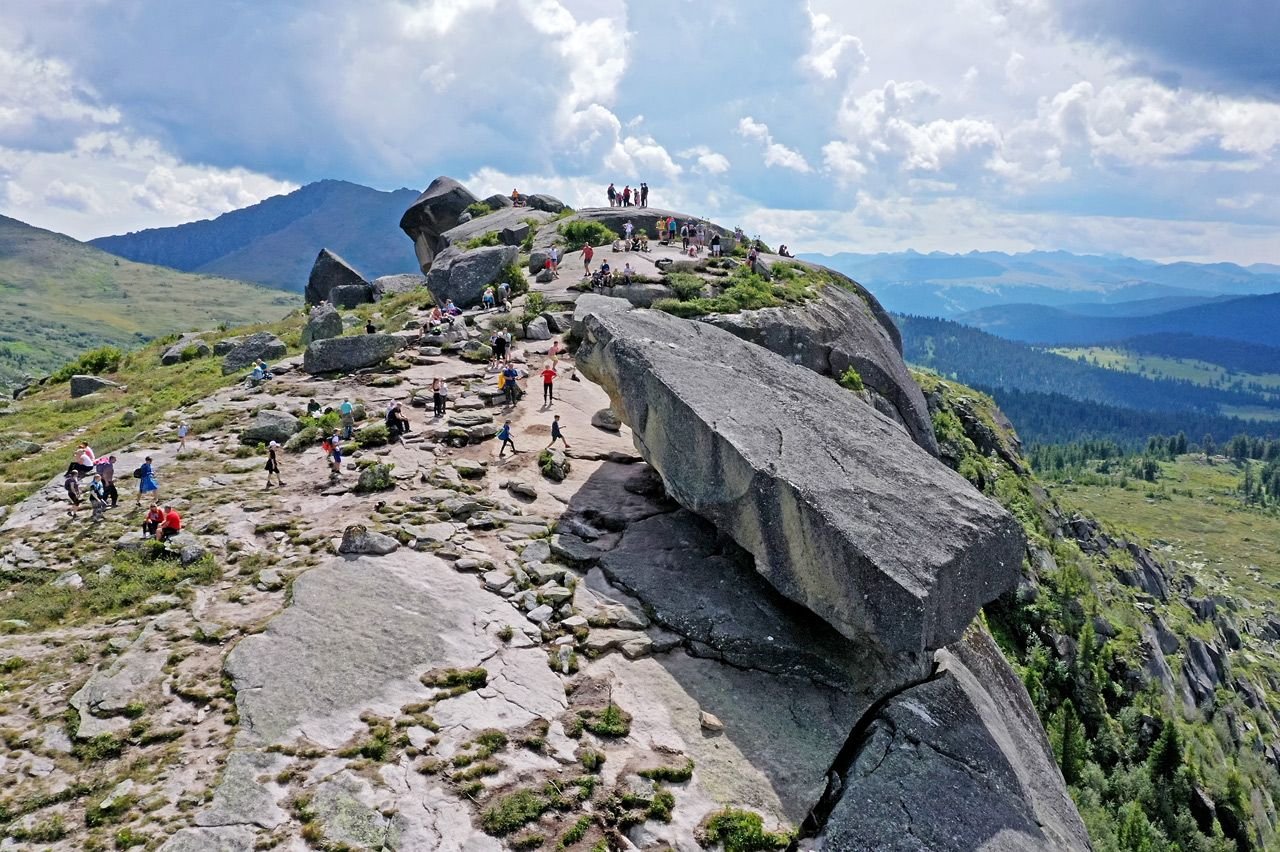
[306,248,368,306]
[372,274,427,298]
[591,408,622,432]
[526,194,568,213]
[70,375,120,398]
[539,449,570,482]
[523,317,552,340]
[484,193,514,210]
[303,335,403,375]
[240,410,301,446]
[222,332,288,375]
[301,303,343,346]
[699,710,725,732]
[500,223,530,246]
[256,568,285,591]
[161,337,212,366]
[535,267,554,284]
[338,525,400,556]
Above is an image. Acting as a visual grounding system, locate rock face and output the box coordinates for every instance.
[525,193,567,213]
[306,248,368,306]
[371,273,426,298]
[424,245,517,308]
[328,283,373,308]
[69,374,120,397]
[816,629,1091,851]
[707,281,939,455]
[239,410,301,446]
[303,334,403,375]
[221,332,287,375]
[301,303,343,346]
[398,176,480,273]
[576,307,1023,656]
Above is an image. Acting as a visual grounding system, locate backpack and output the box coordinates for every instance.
[321,439,333,454]
[132,466,143,479]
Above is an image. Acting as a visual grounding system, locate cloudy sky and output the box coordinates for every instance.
[2,0,1278,263]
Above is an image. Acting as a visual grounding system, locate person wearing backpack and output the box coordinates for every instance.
[265,441,285,488]
[64,470,82,517]
[502,363,522,407]
[135,457,158,507]
[497,420,517,458]
[88,474,107,523]
[95,455,118,508]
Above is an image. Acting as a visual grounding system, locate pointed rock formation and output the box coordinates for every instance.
[398,176,480,273]
[306,249,369,306]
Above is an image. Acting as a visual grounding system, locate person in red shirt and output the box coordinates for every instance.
[157,505,182,542]
[142,503,164,538]
[582,243,594,276]
[541,364,558,405]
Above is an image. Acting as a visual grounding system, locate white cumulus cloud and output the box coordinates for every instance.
[737,117,812,173]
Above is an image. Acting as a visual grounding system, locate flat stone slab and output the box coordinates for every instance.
[577,308,1023,657]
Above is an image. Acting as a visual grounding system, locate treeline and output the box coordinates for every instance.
[981,386,1276,449]
[897,315,1277,416]
[1116,333,1280,375]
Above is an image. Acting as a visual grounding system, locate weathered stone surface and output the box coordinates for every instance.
[70,374,120,397]
[523,316,552,340]
[306,248,368,306]
[817,630,1091,852]
[526,193,567,213]
[707,281,938,455]
[195,751,288,829]
[399,176,481,273]
[500,223,530,246]
[372,273,427,297]
[221,332,287,375]
[571,293,632,341]
[157,826,256,852]
[69,621,167,739]
[329,283,374,308]
[577,308,1023,656]
[161,336,212,365]
[302,303,343,346]
[303,334,403,374]
[306,772,403,850]
[238,410,300,446]
[1181,636,1228,710]
[425,245,518,309]
[591,407,622,432]
[338,525,400,555]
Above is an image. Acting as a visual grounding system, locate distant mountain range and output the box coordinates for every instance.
[91,180,420,290]
[804,249,1280,317]
[0,215,294,389]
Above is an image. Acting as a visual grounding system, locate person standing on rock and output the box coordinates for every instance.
[95,455,118,508]
[497,280,512,311]
[497,420,517,458]
[668,217,678,243]
[502,363,522,407]
[482,286,496,311]
[177,421,190,452]
[623,220,634,244]
[340,399,355,440]
[547,414,572,450]
[431,377,447,418]
[640,182,649,207]
[265,441,285,488]
[541,364,559,406]
[326,432,343,477]
[711,232,722,257]
[64,470,82,517]
[135,456,158,507]
[607,183,617,207]
[492,329,509,366]
[622,185,632,207]
[549,246,561,279]
[582,243,594,276]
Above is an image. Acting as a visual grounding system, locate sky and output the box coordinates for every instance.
[1,0,1278,264]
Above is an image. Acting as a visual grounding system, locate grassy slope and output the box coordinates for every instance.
[0,216,296,388]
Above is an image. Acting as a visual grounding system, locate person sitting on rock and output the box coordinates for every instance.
[142,503,164,538]
[157,505,182,542]
[779,244,794,258]
[365,319,377,334]
[386,402,412,441]
[256,358,273,378]
[511,188,525,207]
[638,231,650,252]
[88,473,107,523]
[443,299,462,317]
[599,260,611,282]
[622,263,634,285]
[247,363,267,387]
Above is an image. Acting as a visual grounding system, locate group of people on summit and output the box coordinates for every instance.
[606,182,648,208]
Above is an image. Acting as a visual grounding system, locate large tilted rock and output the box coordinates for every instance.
[306,248,369,306]
[221,332,287,375]
[398,176,480,273]
[69,374,120,398]
[576,308,1023,656]
[707,280,940,455]
[424,245,517,309]
[303,334,403,374]
[817,629,1091,851]
[239,410,301,446]
[301,303,343,346]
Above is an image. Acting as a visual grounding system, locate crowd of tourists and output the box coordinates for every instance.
[605,182,649,207]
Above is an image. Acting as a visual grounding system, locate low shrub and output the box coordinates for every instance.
[666,272,706,302]
[49,346,124,383]
[558,220,618,252]
[466,201,495,218]
[463,230,502,250]
[697,809,792,851]
[839,367,865,392]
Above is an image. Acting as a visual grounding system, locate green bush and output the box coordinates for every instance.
[355,422,390,447]
[557,220,618,252]
[698,809,792,851]
[49,346,124,383]
[653,266,815,319]
[465,201,494,218]
[179,344,204,362]
[481,789,549,835]
[463,230,502,250]
[521,293,547,335]
[838,367,865,392]
[354,463,395,493]
[496,264,528,297]
[666,272,706,301]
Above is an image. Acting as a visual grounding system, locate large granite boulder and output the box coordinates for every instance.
[576,308,1023,657]
[303,334,403,375]
[329,283,374,308]
[371,274,426,298]
[301,303,343,346]
[398,176,480,273]
[160,335,211,365]
[570,294,633,340]
[526,193,568,213]
[69,374,120,398]
[424,245,517,309]
[239,410,301,446]
[707,280,939,455]
[816,629,1091,851]
[221,332,288,375]
[306,249,368,306]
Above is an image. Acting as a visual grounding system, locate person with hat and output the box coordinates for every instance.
[265,440,285,488]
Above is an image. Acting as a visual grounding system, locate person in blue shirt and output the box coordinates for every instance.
[502,364,522,407]
[546,415,572,450]
[135,456,158,507]
[497,421,517,458]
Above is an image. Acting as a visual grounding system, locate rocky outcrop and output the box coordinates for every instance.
[423,245,517,308]
[239,410,301,446]
[706,281,939,455]
[70,374,120,397]
[525,193,567,213]
[221,332,287,375]
[301,303,343,346]
[306,249,369,306]
[161,335,211,365]
[303,334,403,375]
[328,283,373,308]
[816,629,1091,851]
[398,176,480,273]
[576,307,1023,656]
[371,273,426,298]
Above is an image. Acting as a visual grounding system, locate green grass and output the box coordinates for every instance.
[481,789,549,835]
[653,263,820,318]
[1053,346,1280,395]
[462,230,503,250]
[698,809,792,851]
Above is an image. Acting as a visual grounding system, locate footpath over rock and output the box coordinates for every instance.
[577,307,1023,656]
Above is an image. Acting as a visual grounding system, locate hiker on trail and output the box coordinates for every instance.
[622,186,632,207]
[157,505,182,542]
[64,470,82,517]
[431,377,447,418]
[142,503,164,537]
[548,339,563,363]
[482,287,496,311]
[135,456,158,506]
[265,440,285,488]
[95,455,119,508]
[502,363,522,406]
[668,217,678,243]
[88,474,107,522]
[366,319,377,334]
[640,182,649,207]
[323,432,343,476]
[695,222,706,249]
[497,420,517,457]
[340,399,355,439]
[547,414,572,450]
[607,183,617,206]
[582,243,594,275]
[549,246,561,278]
[541,364,558,405]
[178,421,190,451]
[711,233,722,256]
[68,442,95,476]
[492,329,509,364]
[497,280,512,311]
[748,245,759,274]
[386,402,411,440]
